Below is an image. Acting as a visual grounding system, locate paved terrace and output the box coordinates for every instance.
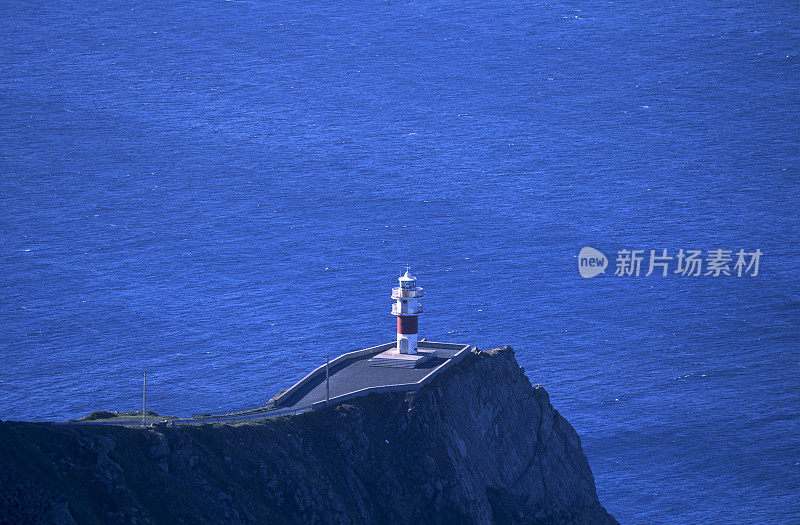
[273,342,471,411]
[278,355,445,409]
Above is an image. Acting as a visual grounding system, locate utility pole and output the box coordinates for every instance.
[326,353,330,405]
[142,371,146,428]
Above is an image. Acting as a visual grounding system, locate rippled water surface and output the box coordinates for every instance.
[1,1,799,522]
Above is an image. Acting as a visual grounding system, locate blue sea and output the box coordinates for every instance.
[1,0,798,522]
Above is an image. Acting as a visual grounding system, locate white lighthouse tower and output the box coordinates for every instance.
[392,268,423,354]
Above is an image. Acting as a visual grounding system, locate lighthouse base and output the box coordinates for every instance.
[368,348,436,369]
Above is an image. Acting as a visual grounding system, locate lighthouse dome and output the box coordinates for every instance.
[398,268,417,290]
[399,270,416,282]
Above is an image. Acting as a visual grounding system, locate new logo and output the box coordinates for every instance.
[578,247,608,278]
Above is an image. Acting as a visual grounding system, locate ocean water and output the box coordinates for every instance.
[1,0,798,522]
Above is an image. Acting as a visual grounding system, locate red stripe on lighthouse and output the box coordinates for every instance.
[397,315,418,334]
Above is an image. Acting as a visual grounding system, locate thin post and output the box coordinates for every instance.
[326,353,330,405]
[142,371,146,427]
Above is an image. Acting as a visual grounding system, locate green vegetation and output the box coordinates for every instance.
[191,403,276,420]
[67,410,176,425]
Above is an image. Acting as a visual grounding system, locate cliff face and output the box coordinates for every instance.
[0,347,616,524]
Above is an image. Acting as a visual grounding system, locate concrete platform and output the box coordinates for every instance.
[276,354,446,409]
[271,341,472,411]
[368,348,436,368]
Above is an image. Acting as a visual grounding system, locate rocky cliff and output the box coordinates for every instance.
[0,347,616,524]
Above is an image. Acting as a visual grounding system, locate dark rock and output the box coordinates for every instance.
[0,346,616,524]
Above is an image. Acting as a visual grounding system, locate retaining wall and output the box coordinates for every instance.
[271,342,396,407]
[310,343,473,410]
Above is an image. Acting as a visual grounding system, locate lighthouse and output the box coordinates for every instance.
[392,268,423,354]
